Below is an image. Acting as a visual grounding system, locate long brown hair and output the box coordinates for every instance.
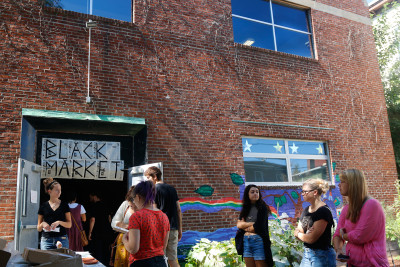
[340,169,368,223]
[239,184,271,220]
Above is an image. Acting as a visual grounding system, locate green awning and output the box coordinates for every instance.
[22,109,145,125]
[22,109,146,136]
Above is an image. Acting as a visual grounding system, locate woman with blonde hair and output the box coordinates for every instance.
[294,178,336,266]
[333,169,389,267]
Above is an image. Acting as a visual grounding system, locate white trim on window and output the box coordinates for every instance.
[242,137,333,186]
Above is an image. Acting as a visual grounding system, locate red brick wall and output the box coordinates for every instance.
[0,0,397,240]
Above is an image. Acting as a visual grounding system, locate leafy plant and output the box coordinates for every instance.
[185,238,245,267]
[269,219,303,267]
[383,181,400,247]
[184,218,303,267]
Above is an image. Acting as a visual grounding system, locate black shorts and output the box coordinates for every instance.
[130,256,167,267]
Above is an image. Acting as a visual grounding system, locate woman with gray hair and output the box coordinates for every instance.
[294,178,336,267]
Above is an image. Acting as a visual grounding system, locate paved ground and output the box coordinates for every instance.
[388,257,400,267]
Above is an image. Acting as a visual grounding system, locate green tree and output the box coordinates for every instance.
[372,1,400,177]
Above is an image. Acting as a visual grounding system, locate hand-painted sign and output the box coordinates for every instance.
[41,138,124,180]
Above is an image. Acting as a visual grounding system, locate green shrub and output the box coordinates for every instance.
[269,219,303,267]
[384,181,400,247]
[185,238,244,267]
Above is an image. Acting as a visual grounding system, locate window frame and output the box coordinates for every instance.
[232,0,315,58]
[47,0,133,23]
[242,137,333,186]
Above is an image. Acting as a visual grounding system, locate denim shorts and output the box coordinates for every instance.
[40,235,69,250]
[243,234,265,261]
[300,247,336,267]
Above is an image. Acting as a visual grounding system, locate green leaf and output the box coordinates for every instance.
[230,173,245,185]
[194,185,214,196]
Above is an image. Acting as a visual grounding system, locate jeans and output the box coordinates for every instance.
[243,234,265,261]
[40,235,69,250]
[300,247,336,267]
[130,256,168,267]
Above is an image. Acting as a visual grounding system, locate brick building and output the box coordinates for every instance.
[0,0,397,252]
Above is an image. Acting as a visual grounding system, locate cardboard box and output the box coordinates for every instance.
[22,248,83,267]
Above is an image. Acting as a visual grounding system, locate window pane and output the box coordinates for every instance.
[233,18,275,50]
[57,0,87,14]
[291,159,330,183]
[287,141,326,155]
[93,0,131,22]
[275,27,312,58]
[244,157,288,182]
[56,0,131,22]
[232,0,271,23]
[242,138,285,154]
[272,2,309,32]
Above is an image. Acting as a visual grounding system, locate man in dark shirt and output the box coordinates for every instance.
[88,190,113,266]
[145,166,182,267]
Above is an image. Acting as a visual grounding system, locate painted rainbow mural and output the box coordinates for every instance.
[269,205,278,219]
[179,197,279,218]
[179,197,242,213]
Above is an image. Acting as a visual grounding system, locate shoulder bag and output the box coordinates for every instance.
[71,212,89,247]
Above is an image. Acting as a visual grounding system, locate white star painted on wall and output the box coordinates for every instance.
[316,144,324,154]
[290,143,299,154]
[243,140,252,152]
[274,142,283,153]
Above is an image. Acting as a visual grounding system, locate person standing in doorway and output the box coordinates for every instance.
[88,190,113,266]
[145,166,182,267]
[66,190,87,251]
[37,178,71,250]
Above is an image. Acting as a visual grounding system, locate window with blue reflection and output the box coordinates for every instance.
[231,0,272,23]
[243,138,285,154]
[272,2,309,32]
[244,157,288,182]
[232,18,275,51]
[231,0,313,58]
[48,0,132,22]
[275,27,312,57]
